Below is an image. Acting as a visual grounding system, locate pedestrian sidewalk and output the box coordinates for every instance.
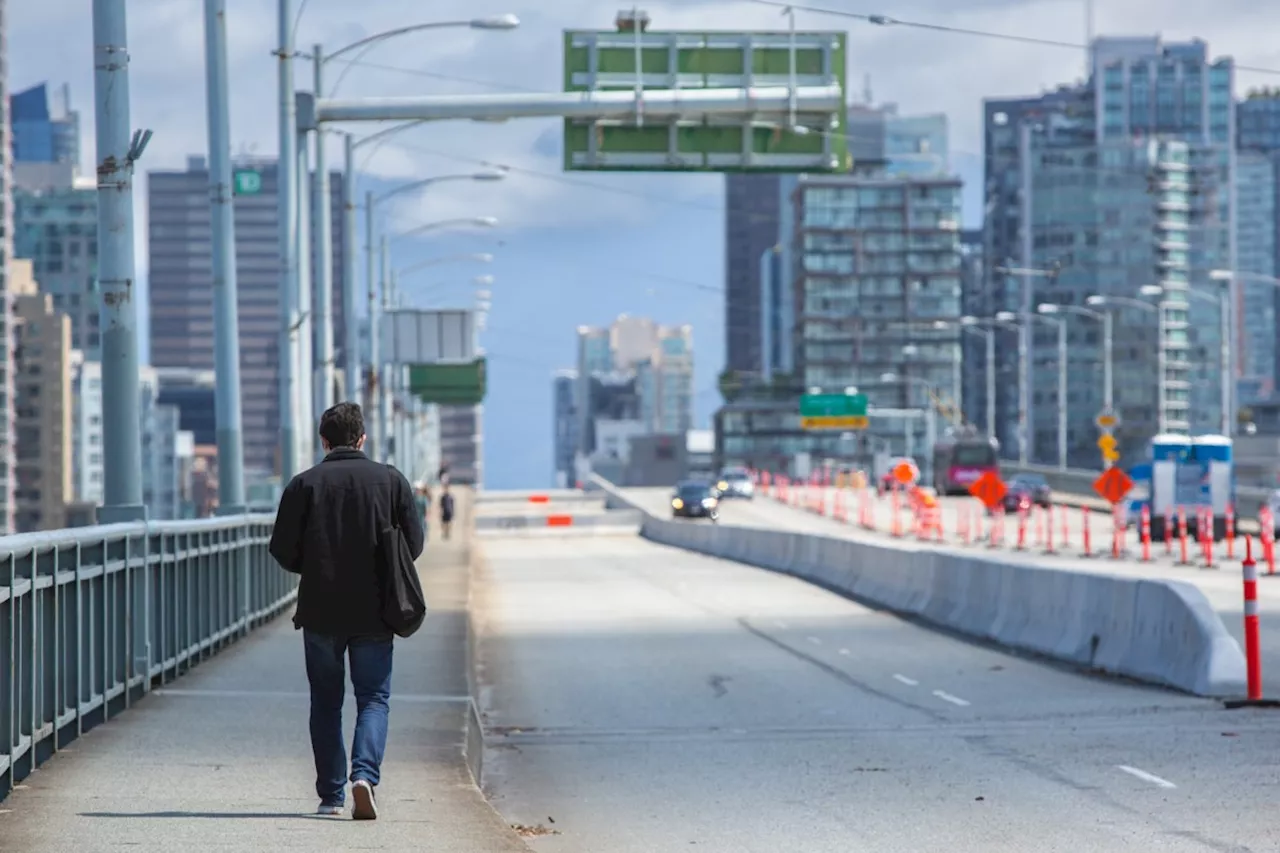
[0,506,530,853]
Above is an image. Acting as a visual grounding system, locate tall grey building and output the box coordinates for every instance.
[14,182,99,355]
[725,104,950,384]
[0,0,16,534]
[724,174,780,375]
[552,369,578,488]
[793,170,964,465]
[981,37,1234,465]
[1236,90,1280,399]
[148,157,346,477]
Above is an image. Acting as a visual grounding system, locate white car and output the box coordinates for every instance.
[715,469,755,500]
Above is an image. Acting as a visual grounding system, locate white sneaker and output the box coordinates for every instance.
[317,803,343,816]
[351,779,378,820]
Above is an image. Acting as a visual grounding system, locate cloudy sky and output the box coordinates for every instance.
[12,0,1280,488]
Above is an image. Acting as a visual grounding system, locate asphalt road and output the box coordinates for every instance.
[473,532,1280,852]
[625,487,1280,698]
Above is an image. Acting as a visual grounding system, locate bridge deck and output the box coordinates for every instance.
[0,526,528,853]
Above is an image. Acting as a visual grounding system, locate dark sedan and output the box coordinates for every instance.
[671,480,720,522]
[1002,474,1052,512]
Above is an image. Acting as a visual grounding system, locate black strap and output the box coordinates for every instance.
[385,464,399,530]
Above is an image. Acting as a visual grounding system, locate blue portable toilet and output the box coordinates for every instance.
[1149,433,1192,529]
[1192,434,1234,538]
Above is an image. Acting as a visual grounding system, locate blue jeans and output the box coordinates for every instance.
[303,630,394,806]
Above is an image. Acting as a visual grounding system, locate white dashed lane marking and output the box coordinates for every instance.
[892,674,919,687]
[932,690,971,707]
[1117,765,1176,789]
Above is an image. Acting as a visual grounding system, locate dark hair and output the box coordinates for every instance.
[319,402,365,450]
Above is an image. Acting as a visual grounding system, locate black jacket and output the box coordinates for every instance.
[269,448,426,636]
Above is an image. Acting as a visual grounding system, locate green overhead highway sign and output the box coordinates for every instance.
[563,25,848,173]
[233,169,263,196]
[800,393,868,431]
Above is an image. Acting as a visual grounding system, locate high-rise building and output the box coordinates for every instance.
[726,104,950,385]
[14,182,100,355]
[792,170,964,470]
[552,369,578,488]
[69,352,103,505]
[154,367,217,445]
[570,316,695,477]
[0,1,16,534]
[139,367,195,521]
[11,82,79,168]
[10,260,72,531]
[1237,89,1280,399]
[148,157,347,478]
[1235,150,1276,403]
[724,174,780,376]
[981,36,1235,465]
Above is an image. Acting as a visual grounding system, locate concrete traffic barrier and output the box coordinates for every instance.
[589,477,1246,698]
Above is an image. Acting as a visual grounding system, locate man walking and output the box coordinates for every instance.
[269,402,425,820]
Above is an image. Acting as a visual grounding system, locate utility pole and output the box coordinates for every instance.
[296,122,315,461]
[312,44,335,417]
[365,191,380,460]
[93,0,147,523]
[342,135,359,404]
[984,328,996,441]
[1056,318,1067,470]
[276,0,299,482]
[378,235,391,463]
[1017,121,1033,466]
[203,0,245,511]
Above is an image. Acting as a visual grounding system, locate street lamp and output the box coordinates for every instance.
[1086,293,1171,433]
[996,311,1066,469]
[879,372,938,482]
[994,262,1060,467]
[392,216,499,242]
[959,316,997,440]
[1038,301,1113,422]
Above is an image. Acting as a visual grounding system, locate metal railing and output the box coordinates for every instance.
[1,514,290,800]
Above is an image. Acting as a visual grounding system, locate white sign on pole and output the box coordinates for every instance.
[381,309,476,365]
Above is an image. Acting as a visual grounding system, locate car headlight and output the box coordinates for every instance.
[717,481,728,491]
[702,498,716,508]
[672,498,683,509]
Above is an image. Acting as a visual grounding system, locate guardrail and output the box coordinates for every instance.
[1,513,291,801]
[1002,462,1274,517]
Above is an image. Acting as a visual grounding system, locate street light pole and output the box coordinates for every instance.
[93,0,147,523]
[276,0,300,482]
[379,236,391,463]
[1103,309,1113,412]
[1017,121,1033,468]
[312,44,335,416]
[342,135,358,404]
[1218,289,1231,436]
[203,0,245,511]
[296,124,314,462]
[984,328,995,440]
[1054,318,1066,470]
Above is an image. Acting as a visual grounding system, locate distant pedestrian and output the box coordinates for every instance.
[269,402,425,820]
[439,486,455,540]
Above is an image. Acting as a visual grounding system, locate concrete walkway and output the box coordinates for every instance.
[0,517,529,852]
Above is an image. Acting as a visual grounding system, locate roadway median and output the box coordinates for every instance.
[592,476,1247,699]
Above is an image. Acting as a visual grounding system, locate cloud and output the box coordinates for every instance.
[15,0,1280,237]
